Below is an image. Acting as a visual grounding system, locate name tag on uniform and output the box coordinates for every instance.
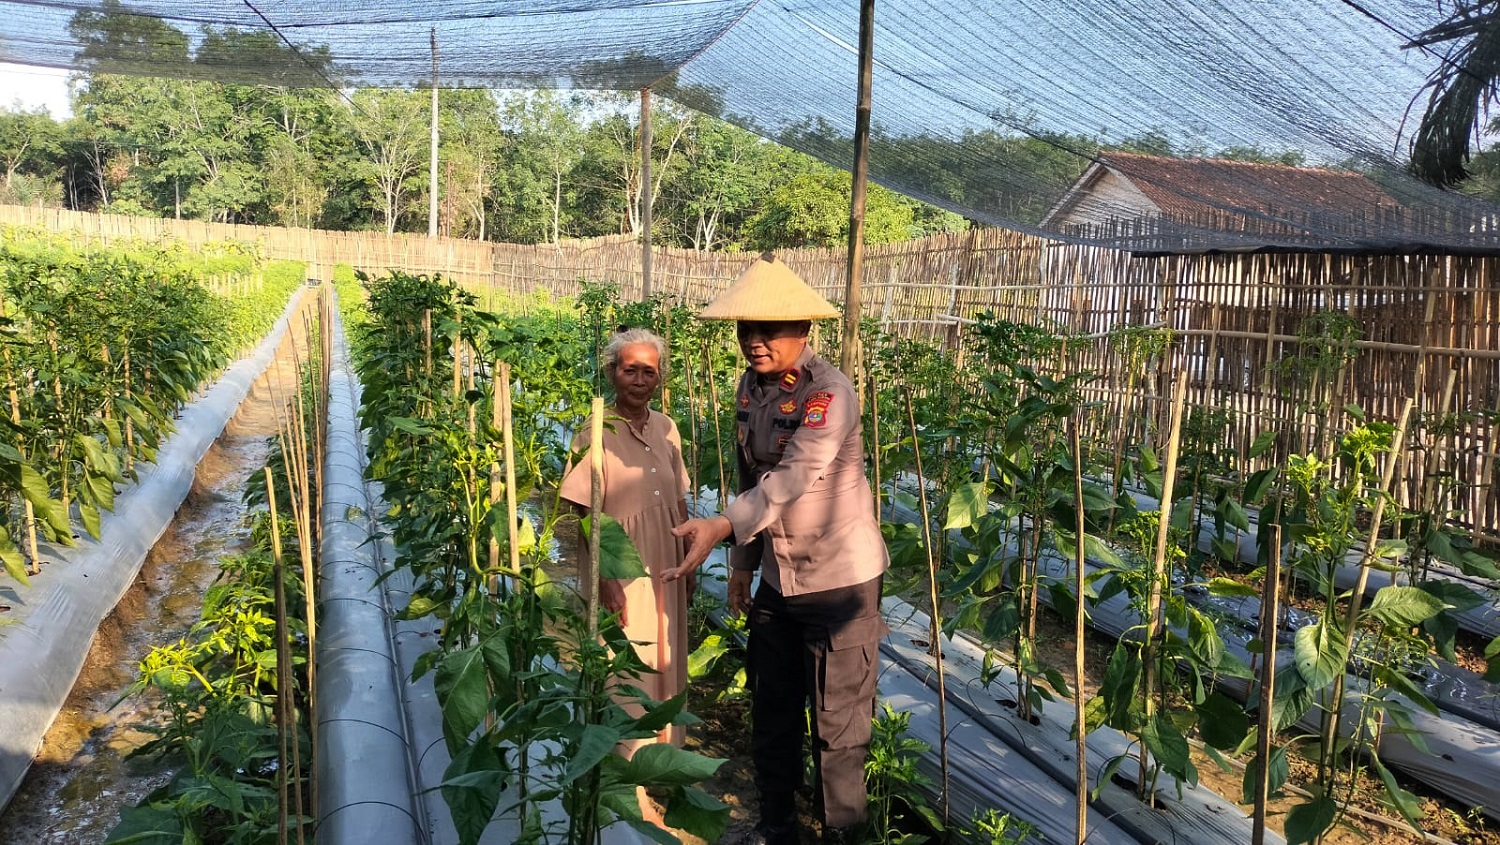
[772,417,800,430]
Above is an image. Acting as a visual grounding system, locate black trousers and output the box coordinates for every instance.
[748,575,886,828]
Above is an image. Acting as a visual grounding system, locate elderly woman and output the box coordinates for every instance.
[560,327,692,755]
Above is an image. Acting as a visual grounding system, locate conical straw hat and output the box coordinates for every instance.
[699,253,840,321]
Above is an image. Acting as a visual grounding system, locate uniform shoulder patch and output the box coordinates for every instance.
[803,391,834,428]
[738,391,750,408]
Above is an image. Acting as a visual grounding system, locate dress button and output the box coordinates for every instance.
[644,446,651,451]
[653,490,660,496]
[650,467,657,473]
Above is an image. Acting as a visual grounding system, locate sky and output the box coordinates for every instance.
[0,62,71,118]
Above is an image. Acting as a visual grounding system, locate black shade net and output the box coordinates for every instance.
[3,0,1499,253]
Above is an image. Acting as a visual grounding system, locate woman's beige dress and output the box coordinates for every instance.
[560,408,691,750]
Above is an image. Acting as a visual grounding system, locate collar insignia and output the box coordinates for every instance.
[779,369,800,391]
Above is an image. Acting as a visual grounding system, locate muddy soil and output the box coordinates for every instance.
[0,302,314,845]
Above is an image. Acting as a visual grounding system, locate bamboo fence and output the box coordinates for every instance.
[2,204,1495,536]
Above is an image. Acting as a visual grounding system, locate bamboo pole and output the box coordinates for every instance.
[1140,370,1188,803]
[904,387,949,829]
[705,342,728,510]
[264,467,299,845]
[1069,415,1088,845]
[498,363,521,579]
[1251,524,1282,845]
[587,397,605,641]
[1323,398,1414,763]
[840,0,874,389]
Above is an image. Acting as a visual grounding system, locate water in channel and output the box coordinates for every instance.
[0,326,305,845]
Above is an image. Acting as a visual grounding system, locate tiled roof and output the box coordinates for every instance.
[1098,151,1402,219]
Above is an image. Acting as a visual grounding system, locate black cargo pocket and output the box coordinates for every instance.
[818,615,888,711]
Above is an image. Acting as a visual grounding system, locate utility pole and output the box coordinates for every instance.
[429,27,440,239]
[841,0,874,390]
[640,87,654,301]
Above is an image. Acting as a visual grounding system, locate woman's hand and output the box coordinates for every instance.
[601,578,629,625]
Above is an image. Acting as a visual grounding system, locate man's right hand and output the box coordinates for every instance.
[729,568,753,617]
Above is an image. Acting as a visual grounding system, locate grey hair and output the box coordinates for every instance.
[602,327,669,379]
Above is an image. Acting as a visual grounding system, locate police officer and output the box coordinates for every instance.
[666,254,888,845]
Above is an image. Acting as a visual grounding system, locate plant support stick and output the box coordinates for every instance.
[904,387,949,828]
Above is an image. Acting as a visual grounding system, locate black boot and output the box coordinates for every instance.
[744,792,797,845]
[820,823,864,844]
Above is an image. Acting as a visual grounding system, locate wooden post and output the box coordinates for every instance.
[841,0,875,391]
[429,28,440,239]
[1251,525,1282,845]
[640,88,654,301]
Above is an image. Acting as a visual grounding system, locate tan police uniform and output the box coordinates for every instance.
[721,343,889,831]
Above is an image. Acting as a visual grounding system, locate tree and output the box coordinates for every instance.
[346,88,429,234]
[1406,1,1500,187]
[440,89,504,240]
[749,169,915,249]
[499,90,585,243]
[0,107,65,194]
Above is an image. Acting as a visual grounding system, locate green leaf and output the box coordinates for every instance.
[1169,496,1195,532]
[435,645,490,754]
[19,464,70,539]
[634,691,689,735]
[1195,692,1250,750]
[580,513,648,579]
[1222,498,1251,533]
[687,633,730,680]
[79,502,101,541]
[1241,744,1289,803]
[104,803,185,844]
[1099,645,1141,728]
[441,741,506,845]
[389,416,435,435]
[1370,757,1425,834]
[1375,666,1440,717]
[1364,585,1446,628]
[398,594,443,619]
[981,596,1021,643]
[944,480,990,531]
[1419,580,1485,613]
[1248,430,1278,459]
[661,786,731,844]
[625,742,724,786]
[1082,533,1125,568]
[1206,577,1258,599]
[563,723,623,785]
[1243,468,1278,505]
[1285,796,1338,845]
[1140,713,1194,785]
[1293,618,1346,692]
[0,528,27,585]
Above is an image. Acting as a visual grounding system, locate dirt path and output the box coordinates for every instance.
[0,298,315,845]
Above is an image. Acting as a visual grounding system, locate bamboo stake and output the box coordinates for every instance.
[264,467,298,845]
[705,342,728,510]
[1324,398,1414,763]
[587,397,605,641]
[1140,370,1189,803]
[683,333,701,502]
[487,365,502,589]
[903,387,949,829]
[870,374,881,519]
[1251,524,1282,845]
[499,363,521,579]
[1069,415,1088,845]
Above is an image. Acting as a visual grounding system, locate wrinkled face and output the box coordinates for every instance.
[609,342,662,407]
[737,320,810,376]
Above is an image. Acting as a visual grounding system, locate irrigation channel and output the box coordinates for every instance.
[0,291,309,843]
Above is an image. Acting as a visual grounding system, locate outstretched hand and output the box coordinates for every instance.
[664,515,733,580]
